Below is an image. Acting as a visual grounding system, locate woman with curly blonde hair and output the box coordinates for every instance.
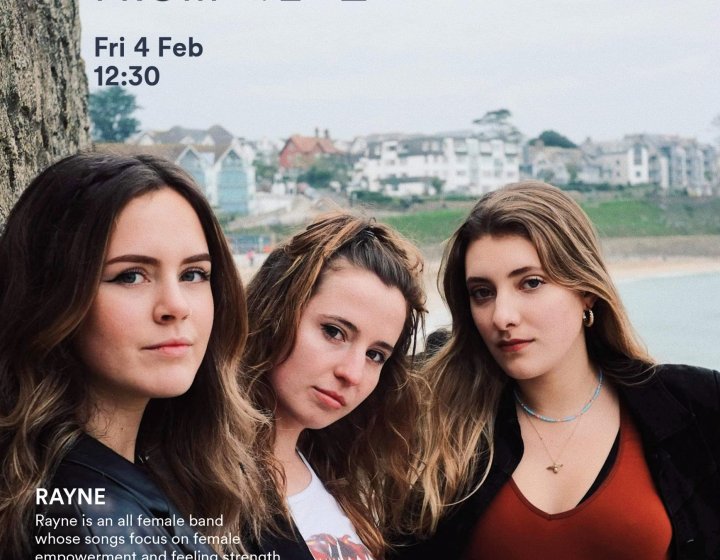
[395,181,720,560]
[244,213,426,559]
[0,153,269,559]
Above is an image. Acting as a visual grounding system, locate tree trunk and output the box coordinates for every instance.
[0,0,91,222]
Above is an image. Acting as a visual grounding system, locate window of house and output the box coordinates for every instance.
[633,145,643,165]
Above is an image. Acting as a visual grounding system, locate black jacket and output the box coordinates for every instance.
[34,435,217,557]
[391,364,720,560]
[255,519,316,560]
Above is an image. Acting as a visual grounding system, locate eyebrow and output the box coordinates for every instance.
[104,253,212,266]
[324,314,396,354]
[466,265,540,284]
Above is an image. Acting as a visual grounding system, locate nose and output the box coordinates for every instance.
[153,279,191,323]
[333,349,365,386]
[491,289,520,331]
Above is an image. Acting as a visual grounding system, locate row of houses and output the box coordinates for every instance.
[349,133,520,196]
[109,124,718,218]
[349,131,718,198]
[100,125,258,215]
[526,135,718,195]
[110,126,343,216]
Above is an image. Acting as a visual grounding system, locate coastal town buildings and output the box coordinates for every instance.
[279,130,341,171]
[523,134,717,195]
[624,134,718,195]
[351,132,520,197]
[521,144,602,185]
[125,125,257,214]
[119,122,717,210]
[581,139,650,186]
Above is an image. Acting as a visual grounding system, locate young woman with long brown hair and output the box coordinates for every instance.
[395,182,720,560]
[0,153,269,559]
[243,213,426,560]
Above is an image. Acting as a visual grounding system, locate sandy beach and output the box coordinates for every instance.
[606,256,720,281]
[600,235,720,280]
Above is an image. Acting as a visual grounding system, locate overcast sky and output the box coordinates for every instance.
[79,0,720,144]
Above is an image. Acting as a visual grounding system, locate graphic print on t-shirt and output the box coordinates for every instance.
[288,454,375,560]
[306,533,373,560]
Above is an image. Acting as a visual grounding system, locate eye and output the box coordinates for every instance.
[109,269,146,284]
[322,324,345,342]
[366,349,388,365]
[469,284,494,302]
[181,268,211,283]
[521,277,545,290]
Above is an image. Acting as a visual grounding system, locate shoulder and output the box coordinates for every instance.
[36,436,215,555]
[45,435,175,518]
[43,461,157,525]
[37,435,179,538]
[35,460,156,555]
[618,363,720,442]
[651,364,720,410]
[653,363,720,383]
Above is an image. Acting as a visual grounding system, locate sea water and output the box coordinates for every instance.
[618,272,720,370]
[425,272,720,371]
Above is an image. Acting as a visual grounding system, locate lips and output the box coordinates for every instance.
[497,338,533,352]
[144,338,192,357]
[313,387,346,409]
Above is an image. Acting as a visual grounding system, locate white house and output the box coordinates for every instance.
[625,134,718,195]
[581,139,650,186]
[352,132,520,197]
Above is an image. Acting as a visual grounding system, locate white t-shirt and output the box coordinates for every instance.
[287,453,375,560]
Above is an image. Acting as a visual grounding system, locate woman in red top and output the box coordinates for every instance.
[393,181,720,560]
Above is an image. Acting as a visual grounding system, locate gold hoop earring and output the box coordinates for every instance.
[583,308,594,328]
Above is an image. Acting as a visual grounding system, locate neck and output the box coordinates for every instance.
[272,420,311,497]
[84,393,147,462]
[273,420,303,464]
[515,359,600,419]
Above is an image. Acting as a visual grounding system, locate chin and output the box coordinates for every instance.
[305,416,341,431]
[500,365,544,382]
[150,381,197,400]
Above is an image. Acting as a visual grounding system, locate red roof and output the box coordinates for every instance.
[285,135,340,155]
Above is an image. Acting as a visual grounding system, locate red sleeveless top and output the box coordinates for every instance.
[464,410,672,559]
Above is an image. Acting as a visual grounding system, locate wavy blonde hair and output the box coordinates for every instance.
[410,181,654,535]
[243,212,427,558]
[0,153,270,558]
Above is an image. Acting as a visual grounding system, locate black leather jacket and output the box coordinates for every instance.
[33,435,217,558]
[391,364,720,560]
[255,520,316,560]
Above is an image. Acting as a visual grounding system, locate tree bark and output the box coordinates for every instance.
[0,0,91,222]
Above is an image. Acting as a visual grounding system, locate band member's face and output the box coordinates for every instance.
[465,234,593,383]
[269,261,406,434]
[74,188,214,410]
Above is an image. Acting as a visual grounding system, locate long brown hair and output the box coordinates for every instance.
[0,152,268,558]
[243,212,426,557]
[412,181,653,534]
